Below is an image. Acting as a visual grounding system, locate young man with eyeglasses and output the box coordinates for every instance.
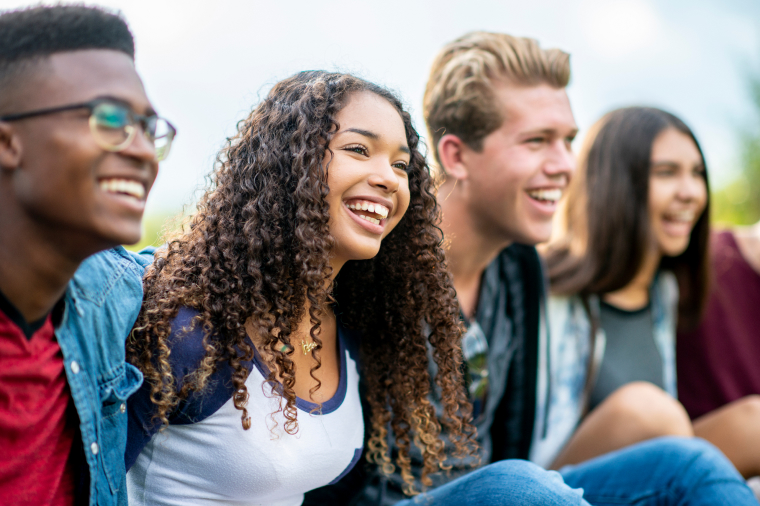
[306,31,760,506]
[0,6,175,506]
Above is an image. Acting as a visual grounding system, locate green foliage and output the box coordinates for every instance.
[124,211,184,252]
[712,67,760,226]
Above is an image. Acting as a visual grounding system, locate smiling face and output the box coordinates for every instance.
[460,83,578,245]
[325,91,411,268]
[1,49,159,250]
[648,127,708,257]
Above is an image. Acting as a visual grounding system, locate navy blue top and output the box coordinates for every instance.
[125,307,359,471]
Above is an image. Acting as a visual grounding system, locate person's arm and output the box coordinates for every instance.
[125,371,162,470]
[125,306,254,471]
[734,221,760,275]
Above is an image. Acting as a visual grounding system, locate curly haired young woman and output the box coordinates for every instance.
[122,71,484,506]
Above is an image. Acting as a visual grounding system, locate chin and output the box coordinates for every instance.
[510,225,553,247]
[663,245,690,258]
[119,234,143,246]
[353,248,382,261]
[344,242,383,261]
[100,223,144,247]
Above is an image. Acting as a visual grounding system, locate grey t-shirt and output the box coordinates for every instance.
[589,301,664,411]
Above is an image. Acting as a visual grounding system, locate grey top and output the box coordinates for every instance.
[589,301,664,411]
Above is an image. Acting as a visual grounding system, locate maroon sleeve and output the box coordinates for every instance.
[677,231,760,419]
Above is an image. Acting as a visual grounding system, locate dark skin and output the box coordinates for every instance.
[0,50,159,323]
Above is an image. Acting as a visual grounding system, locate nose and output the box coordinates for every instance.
[367,160,402,194]
[123,123,159,164]
[676,171,707,201]
[544,139,575,183]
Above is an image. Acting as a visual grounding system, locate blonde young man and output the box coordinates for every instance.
[304,32,759,506]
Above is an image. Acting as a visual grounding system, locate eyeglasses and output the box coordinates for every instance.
[461,319,489,423]
[0,98,177,161]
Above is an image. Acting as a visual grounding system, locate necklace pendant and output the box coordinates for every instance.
[301,341,318,355]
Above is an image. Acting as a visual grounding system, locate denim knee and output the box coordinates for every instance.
[471,460,585,505]
[561,437,756,506]
[650,436,744,481]
[652,437,743,481]
[397,460,586,506]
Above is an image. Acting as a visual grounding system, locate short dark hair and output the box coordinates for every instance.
[546,107,710,330]
[0,5,134,107]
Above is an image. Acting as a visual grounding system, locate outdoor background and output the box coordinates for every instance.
[2,0,758,248]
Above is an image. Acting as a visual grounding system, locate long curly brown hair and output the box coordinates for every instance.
[128,71,477,494]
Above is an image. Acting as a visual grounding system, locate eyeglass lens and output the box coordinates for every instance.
[90,102,174,161]
[91,102,133,151]
[152,117,174,161]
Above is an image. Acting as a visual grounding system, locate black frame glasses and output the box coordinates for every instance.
[0,98,177,161]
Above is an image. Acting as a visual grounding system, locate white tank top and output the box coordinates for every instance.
[127,334,364,506]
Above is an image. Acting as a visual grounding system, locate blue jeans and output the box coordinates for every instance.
[394,437,758,505]
[562,437,758,505]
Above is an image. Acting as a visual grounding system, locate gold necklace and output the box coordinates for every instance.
[301,340,318,355]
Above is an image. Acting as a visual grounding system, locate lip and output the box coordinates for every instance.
[660,211,699,237]
[524,186,563,216]
[97,174,151,197]
[343,202,387,235]
[524,185,565,194]
[97,174,151,214]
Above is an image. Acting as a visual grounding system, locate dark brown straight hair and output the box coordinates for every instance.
[545,106,710,330]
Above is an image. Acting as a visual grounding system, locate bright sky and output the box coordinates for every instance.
[2,0,758,216]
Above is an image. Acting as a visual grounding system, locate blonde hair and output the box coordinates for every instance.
[423,31,570,169]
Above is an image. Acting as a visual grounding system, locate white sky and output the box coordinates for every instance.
[2,0,759,216]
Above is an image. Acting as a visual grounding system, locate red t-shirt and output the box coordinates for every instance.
[677,231,760,419]
[0,295,77,505]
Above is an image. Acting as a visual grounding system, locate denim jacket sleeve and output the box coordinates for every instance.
[530,294,593,468]
[651,271,679,397]
[55,247,147,506]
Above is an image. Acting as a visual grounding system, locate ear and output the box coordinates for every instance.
[437,134,469,181]
[0,122,22,171]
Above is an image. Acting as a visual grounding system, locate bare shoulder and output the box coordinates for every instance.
[733,221,760,275]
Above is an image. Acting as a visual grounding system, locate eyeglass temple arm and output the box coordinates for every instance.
[0,102,90,122]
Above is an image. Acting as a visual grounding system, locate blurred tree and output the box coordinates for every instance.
[712,67,760,226]
[124,211,185,252]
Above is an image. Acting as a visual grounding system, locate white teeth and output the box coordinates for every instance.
[345,200,389,218]
[360,215,380,225]
[666,211,695,222]
[99,178,145,200]
[527,188,562,202]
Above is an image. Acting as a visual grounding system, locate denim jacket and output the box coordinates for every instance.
[529,270,679,468]
[56,247,150,506]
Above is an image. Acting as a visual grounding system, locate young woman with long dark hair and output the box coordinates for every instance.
[538,107,760,480]
[123,71,479,505]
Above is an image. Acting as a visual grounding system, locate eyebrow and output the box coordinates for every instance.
[521,127,579,138]
[345,127,378,140]
[651,161,705,169]
[343,127,410,154]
